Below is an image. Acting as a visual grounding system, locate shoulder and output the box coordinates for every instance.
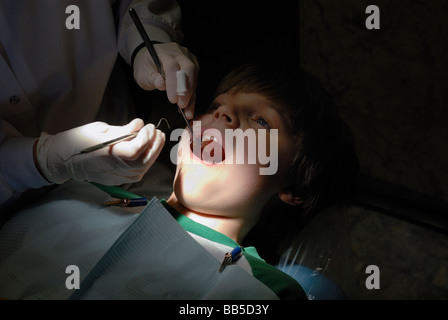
[243,252,307,300]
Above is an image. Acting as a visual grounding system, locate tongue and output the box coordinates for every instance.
[193,138,225,163]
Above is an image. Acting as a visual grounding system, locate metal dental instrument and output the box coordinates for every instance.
[78,132,138,155]
[155,117,170,131]
[129,7,194,135]
[61,132,138,162]
[74,118,170,157]
[129,8,165,79]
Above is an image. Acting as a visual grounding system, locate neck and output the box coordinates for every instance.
[166,193,254,244]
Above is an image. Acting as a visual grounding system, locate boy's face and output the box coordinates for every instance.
[172,92,296,222]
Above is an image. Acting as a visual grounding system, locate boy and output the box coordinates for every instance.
[0,60,358,300]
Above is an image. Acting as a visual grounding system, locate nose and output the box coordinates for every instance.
[213,105,239,128]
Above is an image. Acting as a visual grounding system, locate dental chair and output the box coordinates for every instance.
[274,207,356,300]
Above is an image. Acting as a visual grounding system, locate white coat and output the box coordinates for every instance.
[0,0,182,207]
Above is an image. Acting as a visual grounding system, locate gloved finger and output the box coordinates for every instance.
[133,49,159,91]
[175,54,198,111]
[111,129,165,182]
[159,53,180,104]
[141,128,166,166]
[96,119,144,148]
[112,118,144,135]
[75,151,149,184]
[135,67,159,91]
[111,123,159,161]
[180,92,196,120]
[144,69,161,91]
[119,128,165,171]
[64,119,143,152]
[154,74,166,91]
[87,118,142,136]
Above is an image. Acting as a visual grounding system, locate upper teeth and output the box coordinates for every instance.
[202,135,217,142]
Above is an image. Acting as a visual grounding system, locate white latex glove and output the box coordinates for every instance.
[133,42,199,118]
[35,119,165,186]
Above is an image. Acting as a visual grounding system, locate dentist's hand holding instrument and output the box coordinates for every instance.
[130,8,199,120]
[34,119,165,186]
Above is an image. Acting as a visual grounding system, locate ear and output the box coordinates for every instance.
[278,186,303,206]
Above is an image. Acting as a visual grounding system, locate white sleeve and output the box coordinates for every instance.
[116,0,184,64]
[0,121,52,207]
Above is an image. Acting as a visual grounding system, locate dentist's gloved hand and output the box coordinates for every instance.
[35,119,165,186]
[133,42,199,119]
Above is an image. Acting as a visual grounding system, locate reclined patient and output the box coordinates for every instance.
[0,60,358,300]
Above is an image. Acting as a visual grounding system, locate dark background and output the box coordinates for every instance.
[177,0,300,113]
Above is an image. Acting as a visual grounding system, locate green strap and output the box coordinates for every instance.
[90,182,143,200]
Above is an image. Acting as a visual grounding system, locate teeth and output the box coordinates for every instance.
[202,135,217,142]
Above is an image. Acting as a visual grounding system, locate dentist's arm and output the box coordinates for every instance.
[0,121,51,207]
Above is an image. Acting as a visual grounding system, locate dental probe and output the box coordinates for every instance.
[78,132,138,155]
[129,7,194,135]
[73,118,170,157]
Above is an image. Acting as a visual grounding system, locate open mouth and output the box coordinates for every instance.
[190,131,226,164]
